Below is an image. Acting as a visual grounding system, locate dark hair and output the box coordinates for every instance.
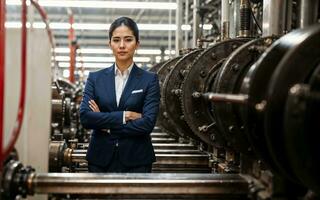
[109,17,139,42]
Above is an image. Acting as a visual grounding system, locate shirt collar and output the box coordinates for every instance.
[114,62,134,76]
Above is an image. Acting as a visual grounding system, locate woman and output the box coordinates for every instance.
[80,17,160,173]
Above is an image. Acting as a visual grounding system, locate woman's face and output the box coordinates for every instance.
[109,25,139,64]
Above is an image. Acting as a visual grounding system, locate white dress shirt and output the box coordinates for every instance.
[114,62,134,124]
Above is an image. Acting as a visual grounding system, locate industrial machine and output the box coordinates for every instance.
[1,0,320,200]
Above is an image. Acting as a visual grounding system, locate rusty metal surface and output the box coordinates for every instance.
[156,57,182,137]
[213,36,277,154]
[180,39,249,146]
[162,49,203,140]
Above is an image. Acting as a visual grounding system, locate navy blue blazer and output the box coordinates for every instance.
[80,64,160,167]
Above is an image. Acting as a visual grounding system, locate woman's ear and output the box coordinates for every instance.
[136,41,140,49]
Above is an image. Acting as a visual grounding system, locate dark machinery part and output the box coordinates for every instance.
[162,49,203,141]
[239,0,251,37]
[157,56,183,137]
[51,78,88,144]
[180,38,249,147]
[238,25,320,191]
[49,141,68,172]
[1,161,250,200]
[149,61,167,73]
[266,26,320,194]
[212,36,278,154]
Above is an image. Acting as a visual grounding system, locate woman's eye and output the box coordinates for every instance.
[112,39,120,42]
[125,38,133,42]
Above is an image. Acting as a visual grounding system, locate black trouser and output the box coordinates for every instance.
[88,147,152,173]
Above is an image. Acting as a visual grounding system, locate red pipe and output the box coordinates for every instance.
[0,0,6,165]
[30,0,56,57]
[2,0,27,159]
[30,0,58,80]
[69,13,76,83]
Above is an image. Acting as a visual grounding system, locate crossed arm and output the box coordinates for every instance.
[88,100,141,121]
[80,73,160,136]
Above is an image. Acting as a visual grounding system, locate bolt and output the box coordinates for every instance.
[200,70,207,77]
[192,92,201,98]
[232,64,240,72]
[232,44,238,50]
[228,125,235,133]
[255,100,267,112]
[210,134,216,141]
[211,53,217,60]
[194,110,200,116]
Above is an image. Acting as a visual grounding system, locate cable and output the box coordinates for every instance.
[249,3,262,33]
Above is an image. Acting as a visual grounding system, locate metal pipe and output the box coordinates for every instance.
[176,0,183,56]
[73,149,202,154]
[202,92,248,104]
[192,0,200,47]
[184,0,189,48]
[262,0,292,36]
[239,0,251,37]
[230,0,240,38]
[297,0,319,28]
[68,151,209,165]
[30,173,248,198]
[168,0,172,57]
[221,0,230,40]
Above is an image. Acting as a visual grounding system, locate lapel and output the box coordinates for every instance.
[118,64,142,109]
[104,64,117,110]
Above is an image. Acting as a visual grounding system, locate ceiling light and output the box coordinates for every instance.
[6,0,177,10]
[72,23,109,30]
[136,49,161,55]
[54,48,164,55]
[165,50,176,55]
[181,24,191,31]
[138,24,176,31]
[58,62,113,68]
[6,21,213,31]
[55,56,151,63]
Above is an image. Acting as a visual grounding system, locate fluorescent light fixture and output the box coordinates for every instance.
[32,22,46,29]
[165,50,176,55]
[181,24,191,31]
[6,0,177,10]
[202,24,213,30]
[79,48,112,54]
[138,24,176,31]
[54,48,164,55]
[58,62,113,68]
[6,21,213,31]
[136,49,161,55]
[55,56,151,63]
[5,22,31,28]
[72,23,109,30]
[54,48,112,54]
[134,57,151,62]
[50,22,71,29]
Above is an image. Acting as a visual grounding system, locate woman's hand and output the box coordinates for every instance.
[125,111,142,121]
[89,100,100,112]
